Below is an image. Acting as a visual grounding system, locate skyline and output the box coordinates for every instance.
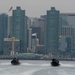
[0,0,75,17]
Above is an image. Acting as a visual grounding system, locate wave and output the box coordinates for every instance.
[21,63,33,66]
[41,63,50,66]
[0,63,11,65]
[60,63,75,67]
[0,62,75,68]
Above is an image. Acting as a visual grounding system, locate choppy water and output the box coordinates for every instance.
[0,60,75,75]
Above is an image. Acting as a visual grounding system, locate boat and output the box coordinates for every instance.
[51,58,60,66]
[11,57,20,65]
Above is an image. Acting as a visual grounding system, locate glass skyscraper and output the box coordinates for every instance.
[11,6,27,53]
[45,7,60,56]
[0,13,8,55]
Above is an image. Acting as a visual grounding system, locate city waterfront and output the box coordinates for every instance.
[0,60,75,75]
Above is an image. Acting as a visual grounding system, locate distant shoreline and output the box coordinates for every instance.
[0,58,75,61]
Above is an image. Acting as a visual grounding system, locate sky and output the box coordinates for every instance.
[0,0,75,17]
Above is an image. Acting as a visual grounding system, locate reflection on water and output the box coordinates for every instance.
[0,60,75,75]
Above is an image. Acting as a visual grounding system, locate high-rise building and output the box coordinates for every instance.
[31,27,41,44]
[31,33,37,53]
[60,25,73,53]
[45,7,60,56]
[28,17,39,27]
[0,13,8,55]
[27,16,45,45]
[60,13,75,27]
[60,13,75,51]
[11,6,27,53]
[38,17,45,45]
[27,28,32,52]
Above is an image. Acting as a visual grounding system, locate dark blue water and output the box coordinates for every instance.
[0,60,75,75]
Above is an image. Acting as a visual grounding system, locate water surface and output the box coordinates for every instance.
[0,60,75,75]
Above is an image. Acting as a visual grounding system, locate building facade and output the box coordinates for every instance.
[38,17,45,45]
[60,13,75,51]
[11,6,27,53]
[61,25,73,36]
[0,13,8,55]
[45,7,60,56]
[59,36,73,58]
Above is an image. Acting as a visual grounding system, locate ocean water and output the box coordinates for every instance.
[0,60,75,75]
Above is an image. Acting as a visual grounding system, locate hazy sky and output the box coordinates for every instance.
[0,0,75,17]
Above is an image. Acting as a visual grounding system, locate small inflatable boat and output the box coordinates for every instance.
[51,58,60,66]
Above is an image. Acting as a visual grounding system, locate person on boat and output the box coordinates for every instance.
[12,57,19,62]
[52,58,59,63]
[51,58,60,66]
[11,57,20,64]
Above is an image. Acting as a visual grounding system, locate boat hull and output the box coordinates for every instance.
[11,60,20,65]
[51,58,60,66]
[51,62,60,66]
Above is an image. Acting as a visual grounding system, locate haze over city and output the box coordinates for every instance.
[0,0,75,17]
